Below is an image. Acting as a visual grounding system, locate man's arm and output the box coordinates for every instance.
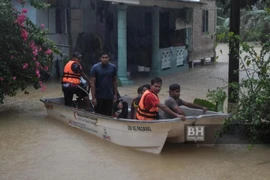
[172,105,186,116]
[165,98,186,116]
[183,100,207,112]
[113,76,117,102]
[90,77,96,98]
[90,77,97,106]
[81,71,91,85]
[158,103,186,121]
[89,66,97,106]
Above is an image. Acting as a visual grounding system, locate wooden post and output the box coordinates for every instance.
[228,0,240,112]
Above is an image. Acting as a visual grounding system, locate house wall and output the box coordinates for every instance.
[12,0,37,23]
[11,0,70,78]
[190,0,216,61]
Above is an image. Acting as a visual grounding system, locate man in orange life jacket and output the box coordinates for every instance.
[62,52,92,111]
[136,77,186,121]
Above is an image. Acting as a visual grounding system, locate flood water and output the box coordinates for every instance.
[1,44,270,180]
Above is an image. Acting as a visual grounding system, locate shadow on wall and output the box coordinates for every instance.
[73,32,104,73]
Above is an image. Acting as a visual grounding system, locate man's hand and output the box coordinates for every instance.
[202,107,207,113]
[117,101,123,109]
[92,98,97,107]
[176,114,186,121]
[113,94,117,102]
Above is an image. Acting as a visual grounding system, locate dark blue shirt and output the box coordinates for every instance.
[90,62,117,99]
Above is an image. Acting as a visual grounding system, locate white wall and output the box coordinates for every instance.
[11,0,37,24]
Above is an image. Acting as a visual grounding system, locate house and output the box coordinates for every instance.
[12,0,217,84]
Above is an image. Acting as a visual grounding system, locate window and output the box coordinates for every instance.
[202,10,208,33]
[56,8,68,34]
[48,8,68,34]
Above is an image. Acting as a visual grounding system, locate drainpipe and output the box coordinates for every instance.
[151,6,160,77]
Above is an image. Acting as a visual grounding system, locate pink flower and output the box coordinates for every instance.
[33,57,36,61]
[23,63,28,69]
[22,8,28,13]
[35,69,40,78]
[13,76,16,80]
[41,85,46,91]
[39,81,46,91]
[30,41,35,48]
[33,50,38,56]
[16,14,26,26]
[36,61,40,67]
[0,77,4,81]
[11,55,14,59]
[20,28,28,41]
[44,66,49,71]
[45,49,52,55]
[40,24,44,28]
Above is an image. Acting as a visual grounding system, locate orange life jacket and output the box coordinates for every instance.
[136,90,159,120]
[62,60,81,85]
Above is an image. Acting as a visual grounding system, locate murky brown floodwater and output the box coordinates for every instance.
[1,44,270,180]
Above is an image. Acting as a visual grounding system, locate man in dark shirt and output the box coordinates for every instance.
[90,50,118,116]
[164,83,207,119]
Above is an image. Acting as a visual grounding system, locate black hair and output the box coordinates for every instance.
[137,86,143,94]
[142,84,151,90]
[72,52,82,58]
[150,77,162,85]
[100,50,110,57]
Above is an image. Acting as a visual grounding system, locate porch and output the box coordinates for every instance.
[103,0,201,85]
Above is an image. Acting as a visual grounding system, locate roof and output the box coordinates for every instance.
[102,0,204,9]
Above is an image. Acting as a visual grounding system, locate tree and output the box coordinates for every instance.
[241,0,270,43]
[0,0,61,104]
[217,0,270,144]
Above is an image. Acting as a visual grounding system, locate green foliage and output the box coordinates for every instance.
[218,31,270,144]
[206,87,227,112]
[0,0,61,103]
[27,0,50,9]
[193,87,227,112]
[241,5,270,43]
[216,0,270,43]
[193,98,216,111]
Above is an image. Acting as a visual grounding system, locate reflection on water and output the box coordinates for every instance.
[1,64,270,180]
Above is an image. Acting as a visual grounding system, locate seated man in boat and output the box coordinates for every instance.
[112,90,128,118]
[61,52,92,111]
[130,84,150,119]
[136,77,186,121]
[164,83,207,118]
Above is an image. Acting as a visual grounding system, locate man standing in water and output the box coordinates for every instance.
[90,50,118,116]
[164,83,207,118]
[61,52,92,111]
[136,77,186,121]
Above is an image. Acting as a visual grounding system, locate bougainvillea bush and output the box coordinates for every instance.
[0,0,61,103]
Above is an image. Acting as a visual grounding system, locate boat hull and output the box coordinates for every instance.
[120,95,229,145]
[165,106,229,145]
[41,97,180,154]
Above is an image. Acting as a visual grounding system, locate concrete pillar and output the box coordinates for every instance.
[151,6,160,77]
[117,4,133,85]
